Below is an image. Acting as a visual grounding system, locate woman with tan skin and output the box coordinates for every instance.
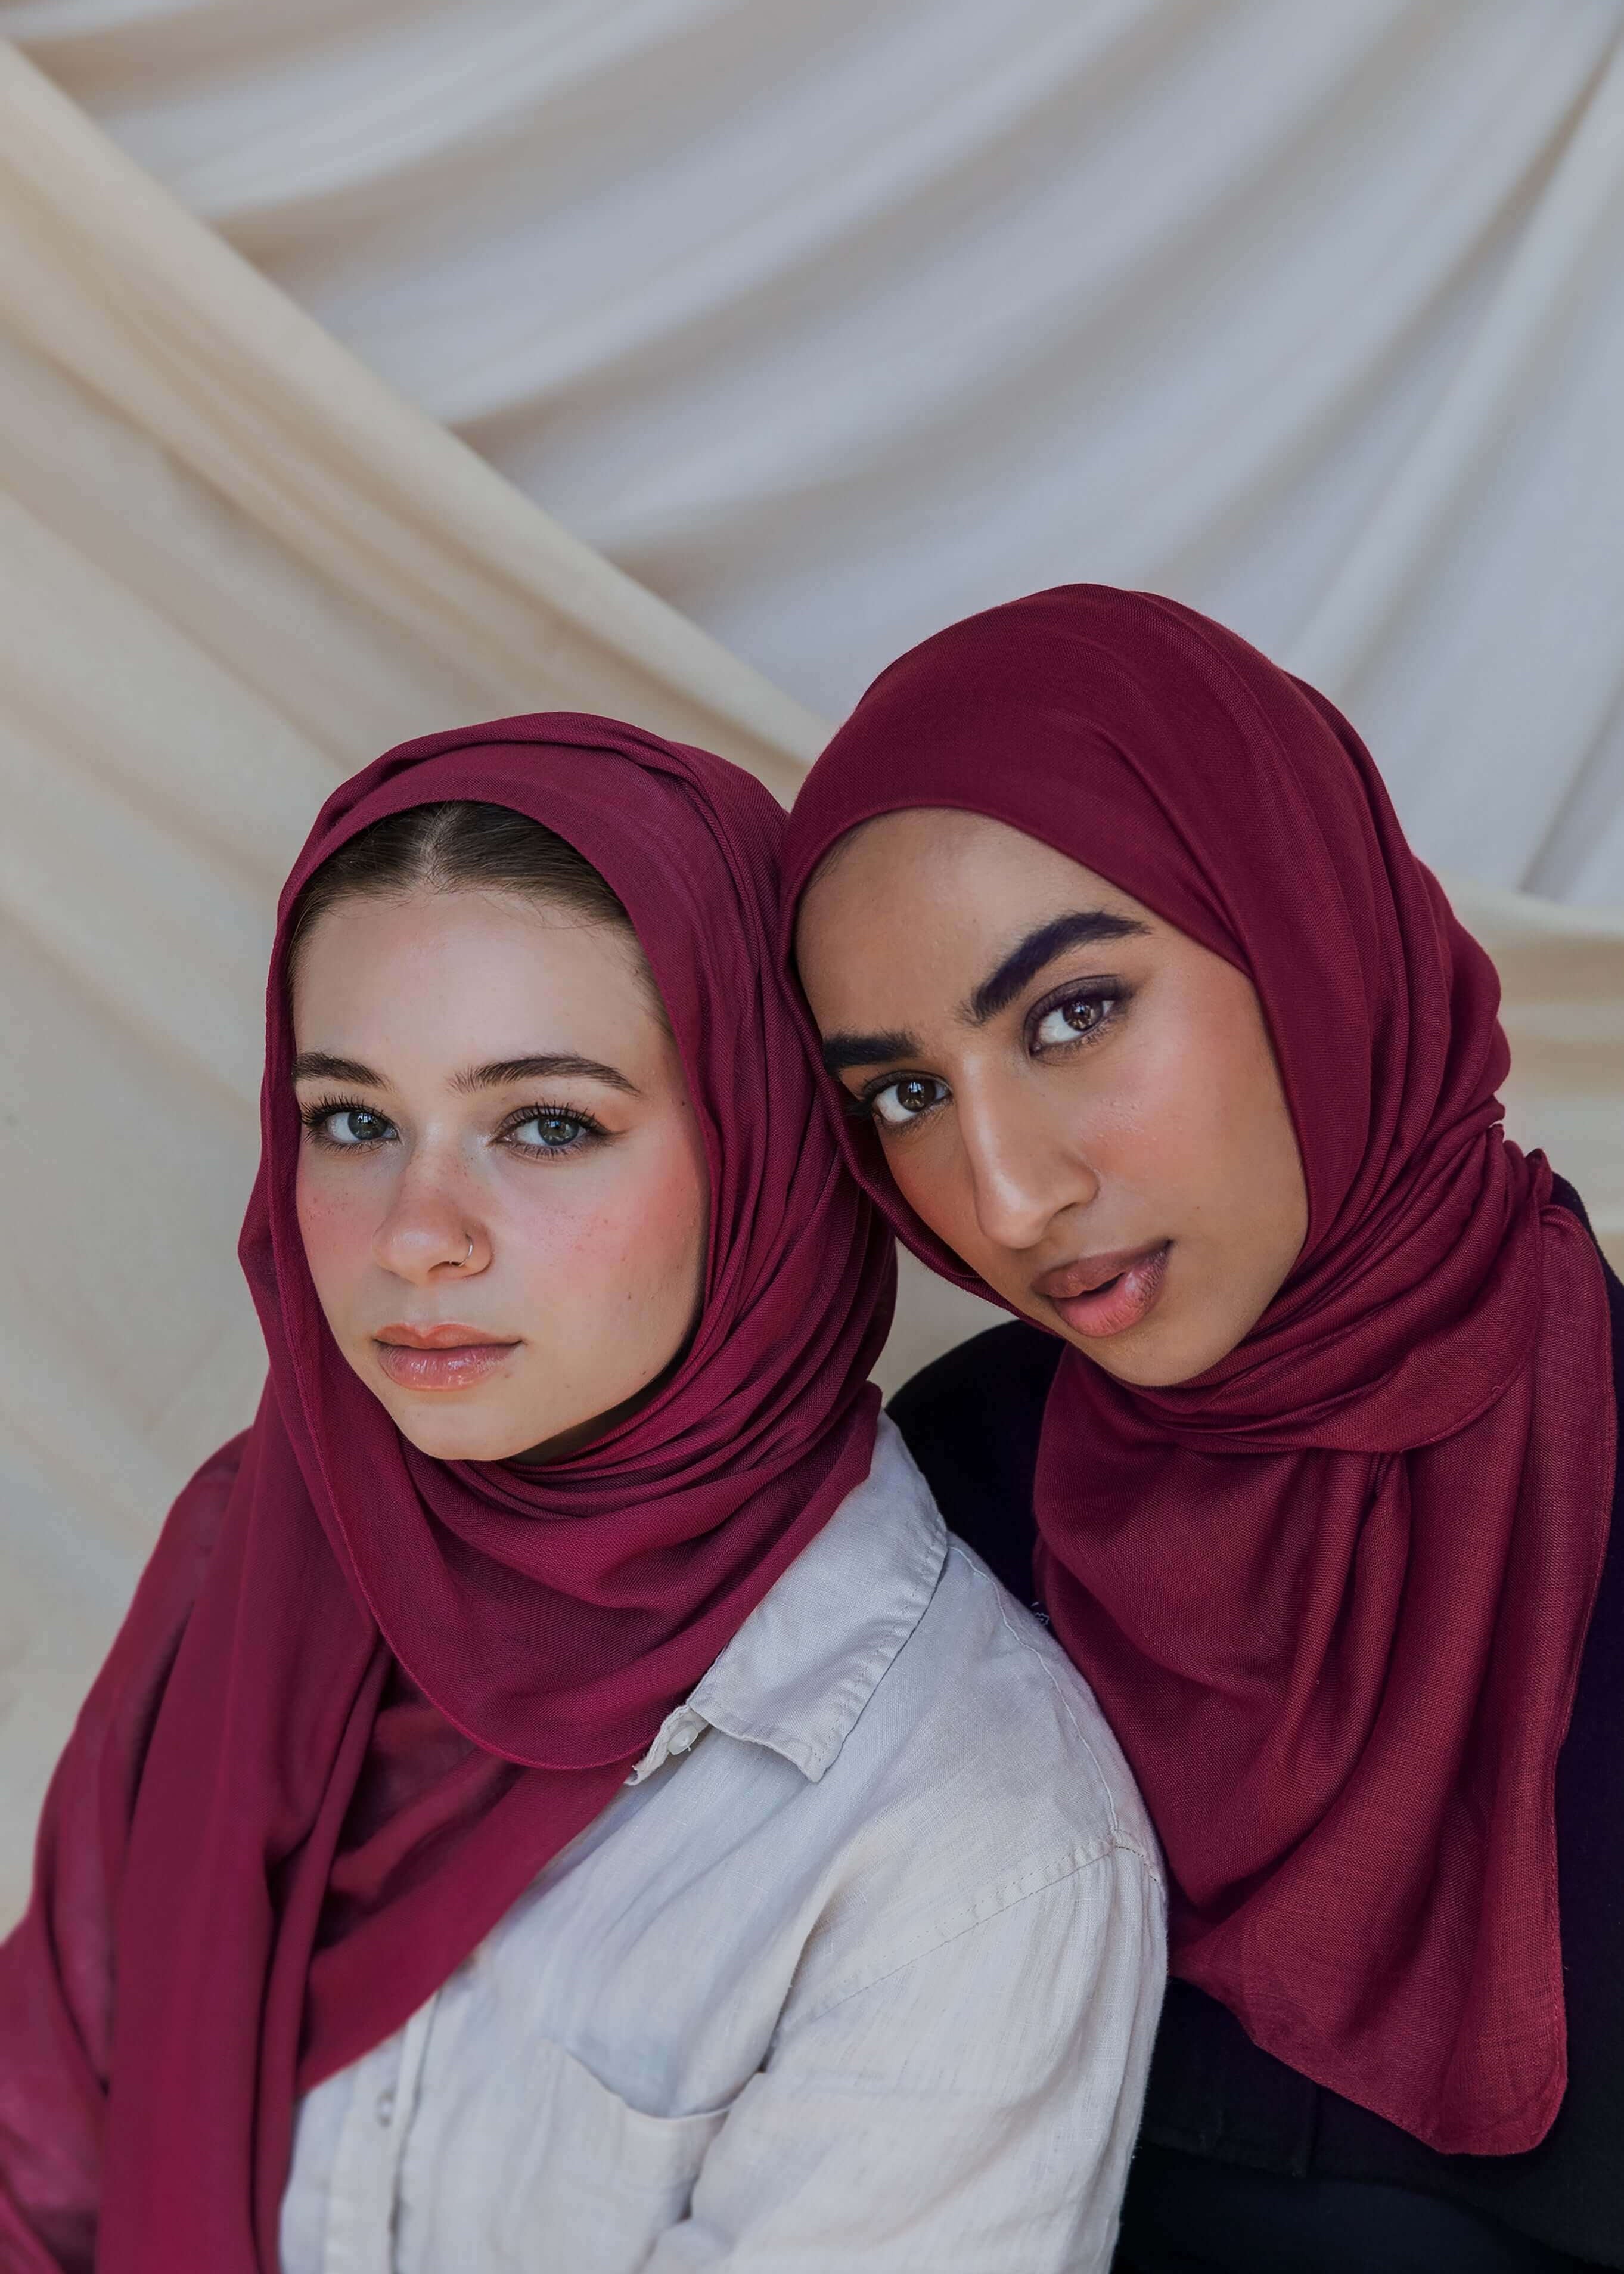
[781,588,1623,2274]
[0,715,1165,2273]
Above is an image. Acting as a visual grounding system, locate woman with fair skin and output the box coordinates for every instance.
[782,590,1623,2274]
[0,715,1163,2274]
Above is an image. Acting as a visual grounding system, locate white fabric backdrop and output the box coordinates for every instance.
[2,9,1624,1924]
[11,0,1624,902]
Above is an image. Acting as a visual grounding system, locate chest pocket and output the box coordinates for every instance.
[396,2035,732,2272]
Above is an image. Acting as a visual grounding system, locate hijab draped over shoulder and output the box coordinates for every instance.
[780,587,1615,2156]
[0,717,893,2272]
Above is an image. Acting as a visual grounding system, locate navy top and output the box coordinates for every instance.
[890,1178,1624,2267]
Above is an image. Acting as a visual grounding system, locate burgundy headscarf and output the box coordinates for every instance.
[0,716,892,2272]
[780,587,1615,2155]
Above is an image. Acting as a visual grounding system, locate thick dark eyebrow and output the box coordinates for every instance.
[820,1029,921,1075]
[962,910,1151,1025]
[290,1050,640,1097]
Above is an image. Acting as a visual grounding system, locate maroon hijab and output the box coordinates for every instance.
[0,717,891,2272]
[780,587,1615,2155]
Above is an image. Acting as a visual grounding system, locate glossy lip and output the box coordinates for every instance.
[1033,1240,1171,1341]
[373,1321,520,1392]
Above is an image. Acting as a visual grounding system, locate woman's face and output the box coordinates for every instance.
[795,809,1308,1388]
[292,889,709,1462]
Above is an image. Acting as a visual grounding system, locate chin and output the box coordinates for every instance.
[1076,1313,1245,1389]
[1082,1342,1204,1388]
[374,1392,551,1465]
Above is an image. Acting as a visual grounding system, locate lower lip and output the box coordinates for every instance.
[1048,1244,1170,1340]
[374,1341,518,1391]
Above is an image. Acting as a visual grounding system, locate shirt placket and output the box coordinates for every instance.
[319,1994,440,2274]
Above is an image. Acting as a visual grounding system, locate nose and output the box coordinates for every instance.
[371,1153,486,1285]
[956,1082,1099,1255]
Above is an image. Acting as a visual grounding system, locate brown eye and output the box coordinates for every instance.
[1032,994,1116,1051]
[870,1075,949,1130]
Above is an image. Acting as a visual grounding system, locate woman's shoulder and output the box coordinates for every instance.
[1549,1173,1624,1413]
[833,1422,1160,1906]
[768,1429,1162,2037]
[75,1430,249,1758]
[886,1319,1060,1602]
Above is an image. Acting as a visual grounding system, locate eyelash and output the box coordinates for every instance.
[298,1094,610,1161]
[1025,977,1129,1058]
[847,978,1130,1133]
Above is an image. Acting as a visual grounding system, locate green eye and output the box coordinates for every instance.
[335,1109,387,1143]
[516,1112,587,1149]
[504,1103,607,1158]
[303,1100,395,1148]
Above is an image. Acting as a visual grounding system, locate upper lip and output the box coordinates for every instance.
[374,1323,518,1348]
[1032,1241,1167,1302]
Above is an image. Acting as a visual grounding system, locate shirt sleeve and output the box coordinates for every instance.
[645,1836,1166,2273]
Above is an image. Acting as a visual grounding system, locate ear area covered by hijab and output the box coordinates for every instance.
[779,587,1615,2157]
[3,716,893,2274]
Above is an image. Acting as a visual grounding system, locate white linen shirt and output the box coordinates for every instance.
[280,1418,1165,2273]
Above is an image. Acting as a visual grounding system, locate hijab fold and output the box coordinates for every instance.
[2,716,891,2271]
[781,587,1614,2155]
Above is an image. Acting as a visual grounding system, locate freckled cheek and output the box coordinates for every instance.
[295,1164,384,1317]
[502,1153,707,1338]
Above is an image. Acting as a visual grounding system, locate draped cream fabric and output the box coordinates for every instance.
[0,43,828,1920]
[1,17,1622,1924]
[13,0,1624,903]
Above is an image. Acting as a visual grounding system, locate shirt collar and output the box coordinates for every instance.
[629,1417,946,1786]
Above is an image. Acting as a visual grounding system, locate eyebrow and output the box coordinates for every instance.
[962,909,1150,1025]
[290,1050,641,1096]
[819,1028,922,1075]
[816,907,1153,1077]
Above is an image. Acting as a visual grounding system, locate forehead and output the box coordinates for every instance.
[291,889,660,1053]
[806,806,1142,913]
[796,809,1153,1006]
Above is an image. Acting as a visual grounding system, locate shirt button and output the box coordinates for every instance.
[375,2087,395,2126]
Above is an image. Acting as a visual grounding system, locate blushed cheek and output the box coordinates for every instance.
[296,1169,378,1323]
[1144,995,1305,1289]
[609,1151,707,1332]
[588,1157,706,1357]
[649,1155,710,1317]
[1098,1007,1234,1214]
[505,1144,707,1367]
[889,1141,972,1254]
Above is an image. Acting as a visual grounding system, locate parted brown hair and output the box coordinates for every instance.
[290,799,634,949]
[286,799,670,1030]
